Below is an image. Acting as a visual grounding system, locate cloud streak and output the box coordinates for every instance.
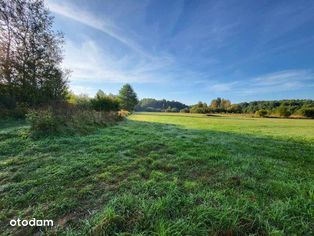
[206,70,314,95]
[47,1,178,90]
[253,70,313,86]
[47,0,150,57]
[63,39,176,91]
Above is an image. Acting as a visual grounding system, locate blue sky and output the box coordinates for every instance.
[47,0,314,104]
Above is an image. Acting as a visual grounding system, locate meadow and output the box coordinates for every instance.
[0,113,313,235]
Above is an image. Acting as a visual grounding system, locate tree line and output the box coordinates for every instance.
[188,98,314,118]
[135,97,314,118]
[68,84,138,112]
[135,98,188,112]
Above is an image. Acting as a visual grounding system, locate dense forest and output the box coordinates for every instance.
[189,98,314,118]
[238,99,314,114]
[135,97,314,118]
[135,98,188,112]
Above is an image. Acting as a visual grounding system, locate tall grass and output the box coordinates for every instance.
[26,102,125,137]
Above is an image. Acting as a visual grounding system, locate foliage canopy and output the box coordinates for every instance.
[118,84,138,111]
[0,0,68,109]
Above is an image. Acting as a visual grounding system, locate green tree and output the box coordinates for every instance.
[135,98,188,112]
[221,99,231,109]
[90,96,119,112]
[91,89,119,111]
[118,84,138,111]
[190,102,208,113]
[67,92,91,108]
[277,105,291,117]
[255,109,268,117]
[0,0,68,107]
[96,89,106,98]
[299,108,314,118]
[165,106,172,112]
[210,98,220,109]
[227,104,241,113]
[180,108,190,113]
[210,98,231,112]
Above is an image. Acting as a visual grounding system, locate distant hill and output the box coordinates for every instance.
[135,98,188,112]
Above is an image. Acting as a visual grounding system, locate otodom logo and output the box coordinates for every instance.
[10,218,53,227]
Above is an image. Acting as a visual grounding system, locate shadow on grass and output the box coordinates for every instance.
[134,112,264,121]
[135,112,314,121]
[0,118,28,130]
[0,119,313,235]
[205,114,222,117]
[134,112,212,119]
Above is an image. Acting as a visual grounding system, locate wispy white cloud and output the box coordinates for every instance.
[69,85,98,97]
[258,3,314,45]
[253,70,313,86]
[205,69,314,95]
[46,0,178,90]
[63,40,174,89]
[207,81,239,93]
[46,0,150,57]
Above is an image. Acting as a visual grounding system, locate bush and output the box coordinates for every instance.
[118,109,130,118]
[298,108,314,118]
[180,108,190,113]
[208,107,226,113]
[227,104,242,113]
[171,107,179,112]
[26,108,59,134]
[68,93,92,109]
[165,106,172,112]
[90,95,120,112]
[0,102,29,119]
[26,103,124,137]
[190,107,206,113]
[190,102,209,113]
[0,94,16,110]
[277,106,291,117]
[255,109,268,117]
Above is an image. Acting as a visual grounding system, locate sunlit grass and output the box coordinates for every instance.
[130,112,314,141]
[0,113,313,235]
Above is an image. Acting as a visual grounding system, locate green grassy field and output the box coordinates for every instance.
[0,113,313,235]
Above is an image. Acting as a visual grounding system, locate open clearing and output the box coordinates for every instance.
[0,113,313,235]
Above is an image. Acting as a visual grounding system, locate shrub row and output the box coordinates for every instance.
[254,107,314,118]
[26,103,127,137]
